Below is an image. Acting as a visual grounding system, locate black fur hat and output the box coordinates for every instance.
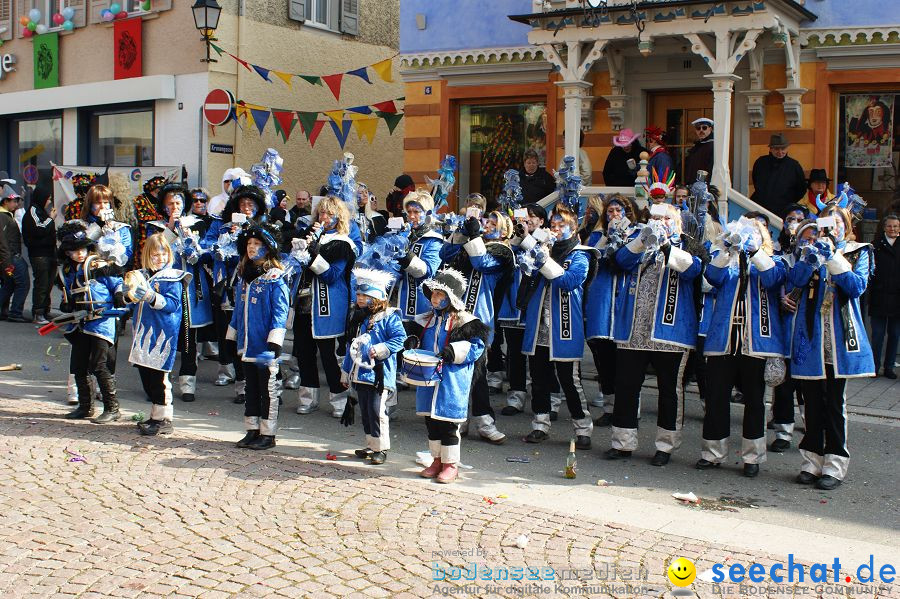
[237,222,282,259]
[57,220,95,259]
[156,183,188,218]
[222,185,266,224]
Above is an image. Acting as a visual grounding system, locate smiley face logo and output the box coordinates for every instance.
[667,557,696,587]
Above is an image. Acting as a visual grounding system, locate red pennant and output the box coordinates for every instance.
[307,121,326,147]
[209,124,216,136]
[231,53,252,71]
[371,100,397,114]
[272,110,297,142]
[322,73,344,101]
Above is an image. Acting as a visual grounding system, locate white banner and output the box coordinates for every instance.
[50,163,181,222]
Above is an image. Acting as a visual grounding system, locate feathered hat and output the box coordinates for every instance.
[237,222,281,258]
[815,182,866,221]
[326,152,358,216]
[403,189,435,214]
[353,267,395,301]
[645,125,665,145]
[422,268,467,312]
[56,220,95,259]
[142,176,167,197]
[71,173,94,197]
[644,165,676,201]
[555,155,583,218]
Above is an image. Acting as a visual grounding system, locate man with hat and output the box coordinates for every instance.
[602,128,645,187]
[519,149,557,204]
[0,182,28,322]
[750,132,807,217]
[798,169,834,217]
[684,118,715,184]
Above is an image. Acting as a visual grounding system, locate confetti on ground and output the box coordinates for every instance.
[506,456,530,463]
[597,479,610,486]
[482,497,496,506]
[672,491,700,504]
[64,448,87,464]
[208,411,219,416]
[325,453,337,461]
[131,413,145,422]
[496,494,508,499]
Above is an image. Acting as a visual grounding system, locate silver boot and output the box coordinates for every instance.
[296,387,320,414]
[215,364,235,386]
[329,390,349,418]
[178,375,197,402]
[66,373,79,405]
[590,391,605,408]
[473,414,506,444]
[486,371,504,394]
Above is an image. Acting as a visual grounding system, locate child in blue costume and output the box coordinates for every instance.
[230,223,290,450]
[292,195,357,417]
[788,206,874,490]
[607,203,702,466]
[56,220,126,423]
[149,183,214,403]
[414,268,490,484]
[584,195,636,426]
[340,268,407,464]
[127,233,191,436]
[438,209,515,445]
[697,216,786,478]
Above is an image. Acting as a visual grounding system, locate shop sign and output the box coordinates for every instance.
[0,54,17,80]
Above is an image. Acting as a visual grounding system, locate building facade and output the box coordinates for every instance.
[0,0,403,199]
[400,0,900,224]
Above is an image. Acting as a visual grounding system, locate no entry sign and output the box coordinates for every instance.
[203,89,234,126]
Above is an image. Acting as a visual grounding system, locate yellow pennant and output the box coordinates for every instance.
[324,110,345,124]
[272,70,293,88]
[353,118,378,144]
[371,58,394,83]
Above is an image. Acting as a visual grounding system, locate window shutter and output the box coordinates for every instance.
[151,0,171,11]
[288,0,305,23]
[339,0,358,35]
[0,1,12,41]
[15,0,28,38]
[89,0,108,24]
[63,0,87,28]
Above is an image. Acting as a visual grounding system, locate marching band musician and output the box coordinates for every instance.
[607,203,701,466]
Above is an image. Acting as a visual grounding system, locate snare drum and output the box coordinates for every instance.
[399,349,443,387]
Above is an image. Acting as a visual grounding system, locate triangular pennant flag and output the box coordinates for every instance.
[252,64,271,82]
[346,105,373,115]
[372,100,397,114]
[308,121,326,147]
[324,110,345,125]
[353,118,378,144]
[298,75,322,86]
[322,73,344,100]
[376,111,404,134]
[346,67,371,84]
[241,107,255,131]
[210,43,224,57]
[232,54,252,72]
[346,112,372,121]
[330,119,353,149]
[296,111,319,140]
[273,70,293,88]
[371,58,394,83]
[209,124,216,137]
[272,110,297,142]
[250,107,270,135]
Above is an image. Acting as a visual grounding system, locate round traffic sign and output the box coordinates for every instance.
[203,89,234,126]
[23,164,39,185]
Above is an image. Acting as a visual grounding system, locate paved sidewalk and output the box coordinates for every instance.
[0,397,897,599]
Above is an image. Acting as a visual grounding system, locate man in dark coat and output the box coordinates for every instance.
[750,132,807,216]
[602,128,644,187]
[684,118,715,184]
[519,149,556,204]
[869,214,900,378]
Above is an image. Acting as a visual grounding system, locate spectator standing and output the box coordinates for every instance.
[385,174,415,217]
[684,118,715,184]
[645,126,674,180]
[798,169,834,217]
[0,188,29,322]
[869,214,900,378]
[22,183,57,325]
[602,129,644,187]
[578,130,593,186]
[750,133,807,216]
[290,189,312,222]
[519,149,556,204]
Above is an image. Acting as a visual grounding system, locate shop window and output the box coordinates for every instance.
[836,93,900,234]
[89,0,172,24]
[288,0,358,35]
[87,107,153,167]
[0,2,12,42]
[15,0,87,36]
[12,115,62,184]
[458,102,547,203]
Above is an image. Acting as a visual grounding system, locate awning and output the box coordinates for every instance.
[0,74,177,116]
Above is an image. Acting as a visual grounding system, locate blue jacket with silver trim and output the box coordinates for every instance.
[227,267,290,362]
[341,308,407,391]
[128,267,191,372]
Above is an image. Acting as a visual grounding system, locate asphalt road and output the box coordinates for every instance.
[1,318,897,550]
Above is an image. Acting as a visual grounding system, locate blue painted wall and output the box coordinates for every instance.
[400,0,533,53]
[802,0,895,28]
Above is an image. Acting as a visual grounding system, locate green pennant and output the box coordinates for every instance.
[376,111,403,135]
[33,32,59,89]
[296,111,320,140]
[298,75,323,87]
[210,42,224,57]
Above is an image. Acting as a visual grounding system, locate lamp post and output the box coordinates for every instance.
[191,0,222,63]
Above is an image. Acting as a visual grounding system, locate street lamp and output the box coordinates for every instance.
[191,0,222,63]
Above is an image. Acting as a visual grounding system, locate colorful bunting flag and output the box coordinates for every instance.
[322,73,344,101]
[353,118,379,144]
[371,58,394,83]
[346,67,371,84]
[272,110,298,142]
[307,121,327,147]
[324,110,345,125]
[372,100,398,114]
[210,43,224,57]
[346,105,373,115]
[273,70,293,88]
[330,119,354,149]
[298,75,323,86]
[249,107,270,135]
[296,112,320,141]
[376,111,404,134]
[252,65,272,82]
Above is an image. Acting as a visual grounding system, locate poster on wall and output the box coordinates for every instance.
[845,94,895,168]
[33,32,59,90]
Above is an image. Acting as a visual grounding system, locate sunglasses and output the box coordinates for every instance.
[192,196,208,203]
[695,125,710,131]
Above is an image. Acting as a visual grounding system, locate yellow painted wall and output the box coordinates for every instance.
[402,80,442,182]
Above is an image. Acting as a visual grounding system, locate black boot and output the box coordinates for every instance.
[139,419,173,436]
[236,430,260,448]
[248,435,276,450]
[67,378,94,419]
[91,395,121,424]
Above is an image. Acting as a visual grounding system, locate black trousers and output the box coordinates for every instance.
[245,363,279,436]
[487,326,505,373]
[528,346,588,420]
[703,354,767,443]
[798,366,849,468]
[197,323,217,344]
[217,307,244,382]
[587,338,616,396]
[293,313,342,393]
[29,256,56,316]
[425,416,459,446]
[469,358,494,418]
[500,326,527,392]
[177,325,199,377]
[66,331,115,403]
[137,365,173,421]
[772,363,803,426]
[357,384,389,450]
[613,349,684,432]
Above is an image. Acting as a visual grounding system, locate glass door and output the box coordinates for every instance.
[648,91,714,184]
[14,115,62,185]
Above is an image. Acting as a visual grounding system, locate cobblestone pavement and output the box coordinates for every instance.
[0,398,896,599]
